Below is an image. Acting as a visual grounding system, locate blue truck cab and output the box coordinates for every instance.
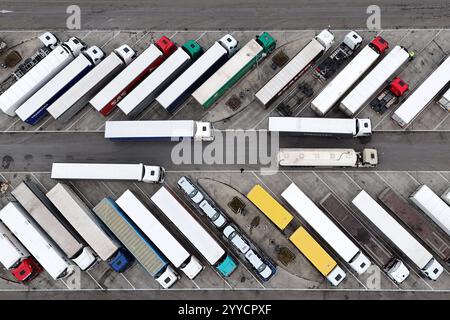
[216,254,238,277]
[108,248,135,272]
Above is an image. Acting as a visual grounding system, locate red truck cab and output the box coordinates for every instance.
[369,36,389,54]
[10,258,43,283]
[389,77,409,96]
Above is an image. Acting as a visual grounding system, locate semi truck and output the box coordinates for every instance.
[282,183,371,274]
[255,29,335,107]
[370,77,409,114]
[89,36,176,116]
[0,202,73,280]
[104,120,214,141]
[392,56,450,127]
[278,148,378,168]
[51,163,165,184]
[93,198,179,288]
[11,182,97,270]
[409,185,450,236]
[352,190,444,280]
[442,187,450,206]
[118,40,202,118]
[193,32,276,108]
[0,221,42,282]
[340,46,411,117]
[151,187,238,277]
[311,36,389,116]
[320,193,410,283]
[156,34,238,113]
[247,185,347,286]
[268,117,372,138]
[314,31,363,81]
[48,45,136,123]
[438,88,450,111]
[378,188,450,263]
[46,183,134,272]
[16,46,104,125]
[0,37,86,116]
[116,190,204,279]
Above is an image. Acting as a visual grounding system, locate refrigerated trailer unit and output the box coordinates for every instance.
[104,120,214,141]
[282,183,371,274]
[340,46,411,116]
[392,56,450,127]
[439,88,450,111]
[255,29,334,107]
[379,188,450,263]
[278,148,378,168]
[409,185,450,236]
[51,163,165,184]
[157,35,238,113]
[151,187,238,277]
[320,193,409,283]
[116,190,204,279]
[16,46,104,125]
[311,36,389,116]
[48,45,136,122]
[352,190,443,280]
[118,40,202,118]
[93,198,179,288]
[0,37,86,116]
[246,185,347,286]
[268,117,372,137]
[46,183,133,272]
[193,32,276,108]
[11,182,97,270]
[0,202,73,280]
[90,36,176,116]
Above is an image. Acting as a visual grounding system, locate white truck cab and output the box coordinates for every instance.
[64,37,86,56]
[343,31,363,51]
[71,247,97,271]
[143,165,166,184]
[218,34,239,57]
[349,251,372,275]
[84,46,105,65]
[195,121,214,141]
[315,29,335,51]
[423,258,444,281]
[356,119,372,137]
[38,32,58,49]
[386,259,410,284]
[114,44,136,65]
[327,266,347,287]
[156,265,179,289]
[180,256,204,280]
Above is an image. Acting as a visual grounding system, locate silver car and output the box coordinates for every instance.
[245,250,273,281]
[177,176,204,204]
[223,225,250,254]
[199,200,227,228]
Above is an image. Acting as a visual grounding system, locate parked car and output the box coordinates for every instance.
[223,225,250,254]
[245,250,274,281]
[178,176,204,204]
[200,200,227,228]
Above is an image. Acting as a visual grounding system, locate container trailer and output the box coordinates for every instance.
[340,45,411,116]
[157,35,238,113]
[282,183,371,274]
[246,185,347,286]
[314,31,363,81]
[379,188,450,263]
[268,117,372,138]
[311,36,389,116]
[51,163,165,184]
[0,202,73,280]
[48,45,136,122]
[93,198,179,288]
[118,40,202,118]
[151,187,238,277]
[392,56,450,127]
[439,88,450,111]
[0,37,85,116]
[46,183,134,272]
[352,190,443,280]
[89,36,176,116]
[116,190,204,279]
[11,182,97,270]
[193,32,276,108]
[370,77,409,114]
[278,148,378,168]
[320,193,409,283]
[255,29,335,107]
[409,185,450,236]
[15,46,104,125]
[104,120,213,141]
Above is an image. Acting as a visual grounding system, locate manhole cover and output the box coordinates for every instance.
[5,50,22,68]
[228,196,246,214]
[272,51,289,68]
[277,247,296,266]
[226,95,242,111]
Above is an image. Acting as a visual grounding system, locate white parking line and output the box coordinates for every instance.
[433,112,450,131]
[437,172,450,183]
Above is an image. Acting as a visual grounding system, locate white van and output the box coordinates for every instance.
[178,177,204,204]
[245,250,273,281]
[199,200,227,228]
[223,225,250,254]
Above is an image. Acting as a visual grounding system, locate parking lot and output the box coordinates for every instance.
[0,29,449,296]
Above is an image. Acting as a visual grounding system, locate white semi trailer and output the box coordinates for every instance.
[116,190,204,279]
[268,117,372,137]
[0,37,86,116]
[311,36,389,116]
[340,46,411,116]
[0,202,73,280]
[352,190,444,280]
[48,45,136,122]
[409,185,450,236]
[438,88,450,111]
[51,163,165,184]
[392,56,450,127]
[255,29,334,107]
[442,187,450,206]
[281,183,371,274]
